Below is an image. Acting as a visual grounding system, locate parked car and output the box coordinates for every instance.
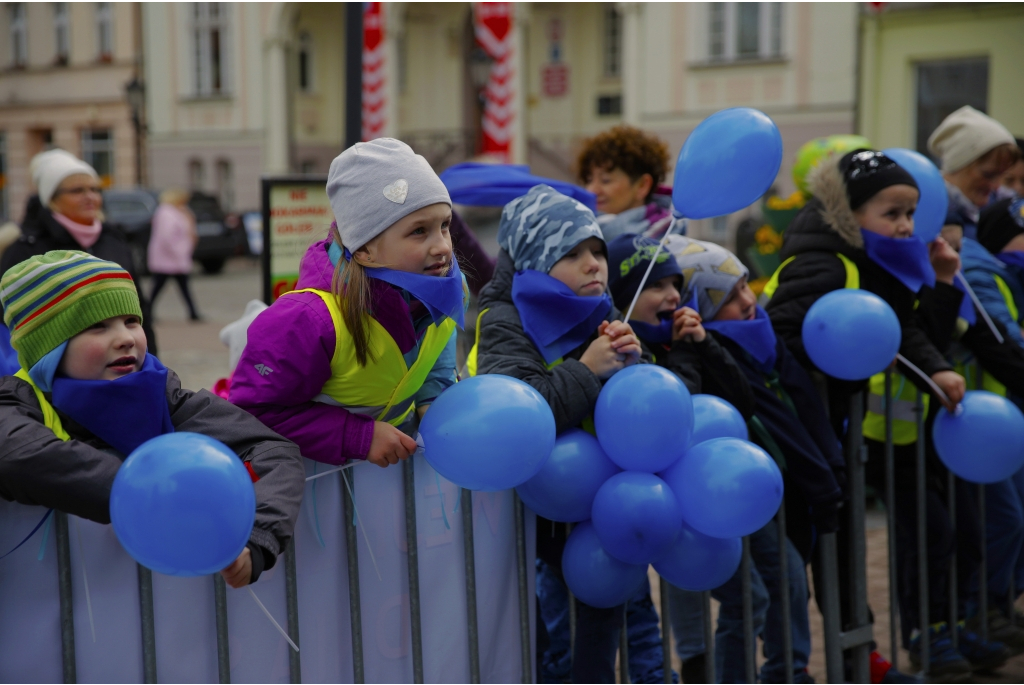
[189,192,247,274]
[102,188,158,274]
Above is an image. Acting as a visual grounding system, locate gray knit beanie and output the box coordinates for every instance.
[326,138,451,250]
[666,235,748,320]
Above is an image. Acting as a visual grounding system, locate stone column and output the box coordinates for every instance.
[263,35,290,174]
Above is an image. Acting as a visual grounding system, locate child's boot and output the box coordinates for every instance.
[907,622,972,683]
[955,619,1010,672]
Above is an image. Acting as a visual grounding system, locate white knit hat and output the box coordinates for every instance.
[29,148,77,188]
[36,153,99,205]
[927,105,1016,173]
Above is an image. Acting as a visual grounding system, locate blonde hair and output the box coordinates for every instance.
[330,222,378,367]
[160,188,191,206]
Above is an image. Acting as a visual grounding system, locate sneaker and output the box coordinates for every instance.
[871,651,920,684]
[966,608,1024,656]
[908,623,972,683]
[956,619,1010,672]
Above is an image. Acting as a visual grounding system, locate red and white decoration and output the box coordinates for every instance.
[474,3,515,161]
[362,2,386,141]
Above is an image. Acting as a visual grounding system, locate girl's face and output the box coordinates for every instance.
[714,277,757,322]
[548,237,608,297]
[585,166,652,215]
[631,275,682,325]
[60,315,147,381]
[357,203,453,275]
[50,173,102,224]
[853,184,918,238]
[946,155,1015,208]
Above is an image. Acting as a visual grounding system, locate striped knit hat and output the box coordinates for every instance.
[0,251,142,370]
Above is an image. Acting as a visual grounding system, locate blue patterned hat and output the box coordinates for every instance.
[498,184,604,273]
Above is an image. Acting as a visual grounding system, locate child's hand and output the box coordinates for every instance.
[220,547,252,588]
[931,370,966,412]
[929,237,960,285]
[367,421,417,468]
[601,320,642,365]
[582,322,641,378]
[672,307,706,342]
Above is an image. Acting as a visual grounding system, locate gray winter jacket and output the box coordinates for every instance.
[475,250,650,433]
[0,369,305,578]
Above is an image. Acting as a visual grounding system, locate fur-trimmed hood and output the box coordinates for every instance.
[779,155,862,261]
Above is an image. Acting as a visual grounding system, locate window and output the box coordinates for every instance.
[0,133,8,223]
[706,2,784,63]
[54,3,70,65]
[597,94,622,117]
[10,4,27,68]
[96,2,113,61]
[216,160,233,211]
[916,58,989,157]
[189,159,205,191]
[602,6,622,78]
[298,31,313,92]
[81,129,114,186]
[192,3,229,97]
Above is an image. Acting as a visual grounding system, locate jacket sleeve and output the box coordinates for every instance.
[670,335,756,420]
[229,293,375,465]
[167,371,305,568]
[965,269,1024,347]
[896,313,953,389]
[915,283,964,354]
[765,252,848,369]
[0,377,123,523]
[961,320,1024,396]
[475,304,603,434]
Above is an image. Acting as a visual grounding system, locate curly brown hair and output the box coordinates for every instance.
[577,125,670,201]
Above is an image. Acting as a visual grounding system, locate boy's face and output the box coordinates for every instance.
[548,237,608,297]
[713,277,757,322]
[357,203,453,276]
[631,275,682,326]
[585,166,651,215]
[853,184,918,239]
[60,315,147,381]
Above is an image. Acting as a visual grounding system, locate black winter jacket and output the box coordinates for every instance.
[643,335,755,421]
[0,369,305,581]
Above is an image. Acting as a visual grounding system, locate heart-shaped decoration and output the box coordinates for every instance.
[383,179,409,204]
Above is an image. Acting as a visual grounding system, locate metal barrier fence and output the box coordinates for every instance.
[2,367,1008,683]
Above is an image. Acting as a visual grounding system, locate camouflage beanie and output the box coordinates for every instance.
[498,184,605,273]
[666,235,748,320]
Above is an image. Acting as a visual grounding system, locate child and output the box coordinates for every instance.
[230,138,464,468]
[473,184,643,683]
[0,251,304,587]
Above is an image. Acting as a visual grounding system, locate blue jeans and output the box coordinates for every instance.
[980,467,1024,612]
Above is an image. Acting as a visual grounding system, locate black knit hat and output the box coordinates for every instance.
[606,233,682,311]
[978,198,1024,254]
[839,149,919,211]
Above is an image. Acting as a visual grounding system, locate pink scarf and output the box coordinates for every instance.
[53,212,102,249]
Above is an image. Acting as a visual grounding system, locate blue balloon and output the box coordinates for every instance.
[663,437,783,538]
[595,365,694,472]
[802,289,901,381]
[691,394,748,446]
[562,521,650,609]
[882,148,948,244]
[673,108,784,220]
[516,429,621,522]
[420,375,556,491]
[110,433,256,576]
[933,391,1024,484]
[653,523,742,591]
[591,472,682,564]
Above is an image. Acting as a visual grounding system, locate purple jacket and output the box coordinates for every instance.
[230,240,435,464]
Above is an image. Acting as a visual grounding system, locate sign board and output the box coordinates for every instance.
[542,63,569,97]
[261,176,332,304]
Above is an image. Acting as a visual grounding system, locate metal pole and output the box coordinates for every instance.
[138,565,157,683]
[513,493,532,684]
[776,507,794,682]
[741,536,755,684]
[847,392,871,683]
[659,576,672,684]
[55,511,76,684]
[948,470,959,651]
[344,3,363,149]
[213,574,231,683]
[284,544,301,684]
[402,458,425,683]
[979,483,989,641]
[818,532,844,685]
[619,605,630,684]
[702,590,716,684]
[915,395,930,676]
[884,369,900,670]
[461,489,481,684]
[341,470,365,683]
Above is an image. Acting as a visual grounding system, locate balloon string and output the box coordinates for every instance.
[310,463,326,549]
[37,510,53,561]
[247,587,299,652]
[434,471,451,531]
[73,518,97,643]
[956,270,1004,344]
[895,353,952,407]
[341,469,383,582]
[624,218,688,323]
[305,460,364,482]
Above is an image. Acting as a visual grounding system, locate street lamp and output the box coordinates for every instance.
[125,77,145,186]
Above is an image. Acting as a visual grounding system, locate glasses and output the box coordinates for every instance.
[54,186,103,197]
[843,150,897,182]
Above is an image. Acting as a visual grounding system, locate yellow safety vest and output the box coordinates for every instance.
[950,273,1019,397]
[14,369,71,441]
[294,288,456,426]
[762,252,927,445]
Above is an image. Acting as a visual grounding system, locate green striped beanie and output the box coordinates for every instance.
[1,250,142,370]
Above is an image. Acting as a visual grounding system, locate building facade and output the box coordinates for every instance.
[0,2,143,223]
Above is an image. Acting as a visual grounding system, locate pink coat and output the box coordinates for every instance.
[147,204,195,274]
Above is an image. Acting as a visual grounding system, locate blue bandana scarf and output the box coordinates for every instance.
[860,229,936,294]
[630,289,699,345]
[50,354,174,457]
[329,242,466,328]
[511,269,613,364]
[704,306,778,371]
